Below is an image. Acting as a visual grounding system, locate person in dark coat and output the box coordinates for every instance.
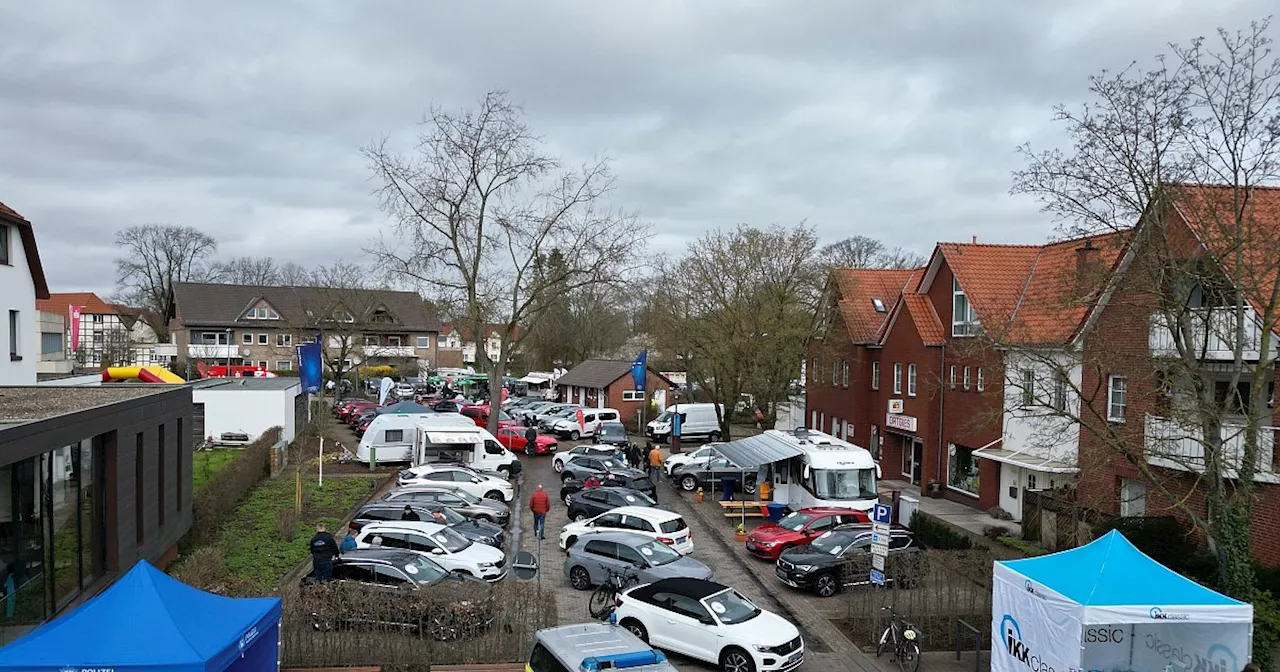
[401,505,421,521]
[524,425,538,457]
[309,522,340,580]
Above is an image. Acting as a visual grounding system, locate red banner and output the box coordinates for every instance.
[68,305,83,352]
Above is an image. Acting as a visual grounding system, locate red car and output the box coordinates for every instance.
[460,405,521,430]
[496,427,558,455]
[339,401,378,423]
[744,507,871,560]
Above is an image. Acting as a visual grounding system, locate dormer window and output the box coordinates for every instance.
[871,298,887,313]
[244,303,279,320]
[331,310,354,323]
[952,277,980,336]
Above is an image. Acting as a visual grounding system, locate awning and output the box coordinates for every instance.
[518,375,551,384]
[973,447,1078,474]
[711,433,804,470]
[425,432,478,445]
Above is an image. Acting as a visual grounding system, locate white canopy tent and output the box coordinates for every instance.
[992,530,1252,672]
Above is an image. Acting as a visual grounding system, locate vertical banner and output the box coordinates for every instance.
[68,305,83,352]
[296,341,323,393]
[378,376,394,405]
[631,351,648,391]
[576,408,586,434]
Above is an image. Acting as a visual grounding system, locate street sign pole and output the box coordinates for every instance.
[870,502,892,586]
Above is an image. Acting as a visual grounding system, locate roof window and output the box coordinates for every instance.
[871,298,887,313]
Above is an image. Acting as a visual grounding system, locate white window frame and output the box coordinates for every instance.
[388,336,402,347]
[276,333,292,347]
[842,419,850,440]
[242,333,253,345]
[257,333,269,345]
[1107,375,1127,422]
[963,366,971,391]
[256,360,268,369]
[871,362,880,390]
[1027,473,1038,491]
[952,276,979,336]
[832,360,839,387]
[831,417,838,436]
[907,364,918,397]
[622,390,645,402]
[893,363,902,395]
[275,360,292,371]
[1019,369,1035,407]
[841,360,849,388]
[364,335,379,346]
[811,410,818,429]
[948,365,956,390]
[416,336,429,348]
[1052,371,1069,412]
[977,367,985,392]
[1119,478,1146,517]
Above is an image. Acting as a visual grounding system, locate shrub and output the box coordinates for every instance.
[987,506,1014,521]
[909,510,973,550]
[997,534,1049,556]
[982,525,1006,540]
[187,427,282,548]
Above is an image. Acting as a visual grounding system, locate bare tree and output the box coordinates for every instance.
[295,261,387,386]
[366,91,646,432]
[277,261,311,286]
[74,326,136,370]
[521,282,631,369]
[649,224,824,439]
[114,224,217,340]
[819,235,927,270]
[211,256,282,285]
[1003,19,1280,600]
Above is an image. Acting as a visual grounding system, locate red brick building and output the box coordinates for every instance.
[554,359,674,429]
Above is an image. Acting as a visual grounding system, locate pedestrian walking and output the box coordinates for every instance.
[308,522,340,580]
[524,424,538,457]
[529,484,551,540]
[339,525,357,552]
[648,444,663,484]
[401,505,420,521]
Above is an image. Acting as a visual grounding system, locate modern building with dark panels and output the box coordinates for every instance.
[0,384,192,643]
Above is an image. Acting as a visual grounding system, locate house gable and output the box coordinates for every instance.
[237,297,283,322]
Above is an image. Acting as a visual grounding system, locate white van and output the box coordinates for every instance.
[356,413,474,463]
[412,423,523,478]
[548,408,621,440]
[646,403,725,443]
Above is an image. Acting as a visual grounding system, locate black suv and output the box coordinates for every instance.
[595,422,631,448]
[775,525,919,597]
[351,502,505,548]
[301,548,494,640]
[564,486,657,521]
[560,456,654,496]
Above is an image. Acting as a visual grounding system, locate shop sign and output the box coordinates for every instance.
[888,399,904,414]
[885,413,917,432]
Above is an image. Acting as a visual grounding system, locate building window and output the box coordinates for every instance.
[870,425,880,458]
[949,365,956,390]
[416,336,430,348]
[870,361,880,390]
[893,363,902,395]
[622,390,645,402]
[1026,473,1038,491]
[388,336,402,347]
[437,334,448,346]
[0,223,9,264]
[135,433,145,543]
[276,360,292,371]
[364,335,379,346]
[952,277,980,336]
[91,314,104,324]
[1019,369,1035,407]
[1107,375,1127,422]
[385,429,405,442]
[961,366,970,391]
[948,444,979,495]
[977,367,985,392]
[276,333,292,347]
[242,333,253,345]
[157,425,166,527]
[255,360,267,369]
[257,333,268,345]
[1052,371,1069,412]
[8,310,19,360]
[831,417,838,436]
[177,418,184,511]
[842,419,850,440]
[1119,478,1146,517]
[832,361,838,387]
[907,364,918,397]
[841,360,849,388]
[247,306,279,320]
[872,298,887,312]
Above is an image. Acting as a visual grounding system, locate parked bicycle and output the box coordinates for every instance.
[587,566,639,620]
[876,606,921,672]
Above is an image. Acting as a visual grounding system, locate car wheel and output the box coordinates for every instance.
[497,466,510,479]
[814,572,839,598]
[475,514,494,523]
[720,646,757,672]
[708,431,721,442]
[568,565,592,590]
[484,490,504,501]
[565,493,574,506]
[573,511,589,522]
[743,479,757,495]
[681,475,698,491]
[570,430,580,441]
[561,472,574,483]
[553,460,564,473]
[621,619,648,643]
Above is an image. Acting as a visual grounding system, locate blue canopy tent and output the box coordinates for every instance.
[375,400,434,415]
[991,529,1252,672]
[0,561,281,672]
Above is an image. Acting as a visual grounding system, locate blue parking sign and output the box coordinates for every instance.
[870,569,886,586]
[872,503,892,525]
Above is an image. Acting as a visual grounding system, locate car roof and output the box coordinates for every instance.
[605,506,680,521]
[357,520,448,534]
[535,624,673,670]
[629,577,728,601]
[576,530,665,546]
[334,548,421,564]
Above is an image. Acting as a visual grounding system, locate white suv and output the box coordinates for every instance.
[548,408,622,440]
[397,464,515,502]
[559,506,693,555]
[353,521,507,581]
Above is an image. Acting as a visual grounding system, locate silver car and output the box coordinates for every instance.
[564,530,713,590]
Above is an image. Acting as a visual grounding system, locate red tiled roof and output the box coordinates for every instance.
[903,294,946,346]
[832,268,918,343]
[0,199,50,299]
[937,243,1042,330]
[1004,233,1126,345]
[0,201,27,224]
[36,292,119,319]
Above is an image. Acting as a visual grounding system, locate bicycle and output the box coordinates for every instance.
[587,566,639,620]
[875,606,921,672]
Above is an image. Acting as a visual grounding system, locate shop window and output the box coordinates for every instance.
[947,444,979,495]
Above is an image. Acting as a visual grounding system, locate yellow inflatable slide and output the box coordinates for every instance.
[102,366,186,384]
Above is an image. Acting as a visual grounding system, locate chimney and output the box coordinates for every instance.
[1075,238,1100,287]
[971,235,978,244]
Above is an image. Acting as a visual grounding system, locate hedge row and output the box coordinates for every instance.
[186,427,282,548]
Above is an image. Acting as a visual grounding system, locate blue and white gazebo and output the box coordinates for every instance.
[991,530,1253,672]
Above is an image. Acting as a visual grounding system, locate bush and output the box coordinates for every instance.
[987,506,1014,521]
[186,427,282,549]
[997,534,1049,556]
[1252,589,1280,671]
[982,525,1006,540]
[910,510,973,550]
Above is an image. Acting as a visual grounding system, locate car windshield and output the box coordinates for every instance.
[654,411,673,423]
[811,530,858,555]
[404,555,449,583]
[636,540,682,566]
[703,589,761,625]
[432,527,471,553]
[623,491,656,506]
[778,512,816,531]
[435,507,465,524]
[811,468,877,500]
[659,518,687,534]
[599,425,626,440]
[599,460,621,470]
[495,409,514,421]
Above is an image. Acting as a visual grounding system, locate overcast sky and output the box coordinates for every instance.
[1,1,1273,296]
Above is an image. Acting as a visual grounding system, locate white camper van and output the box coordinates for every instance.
[356,413,474,463]
[646,403,725,443]
[412,422,523,478]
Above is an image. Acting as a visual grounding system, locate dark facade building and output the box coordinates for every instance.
[0,384,192,643]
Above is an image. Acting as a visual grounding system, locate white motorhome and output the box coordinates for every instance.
[412,422,522,478]
[646,403,725,443]
[747,428,879,512]
[356,413,474,463]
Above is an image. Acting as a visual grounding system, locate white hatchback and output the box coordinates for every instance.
[552,444,623,473]
[559,506,693,556]
[353,521,507,582]
[397,463,515,502]
[614,577,804,672]
[663,444,721,475]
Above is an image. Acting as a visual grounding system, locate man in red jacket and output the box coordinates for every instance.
[529,484,551,540]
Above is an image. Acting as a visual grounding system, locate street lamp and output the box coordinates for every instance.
[224,329,233,372]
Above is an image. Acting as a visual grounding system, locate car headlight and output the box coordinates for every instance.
[755,540,778,546]
[481,537,496,545]
[794,564,814,572]
[477,562,495,569]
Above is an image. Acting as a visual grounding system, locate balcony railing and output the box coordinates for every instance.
[153,343,178,358]
[188,344,239,359]
[1144,413,1277,481]
[1150,306,1269,360]
[365,345,416,358]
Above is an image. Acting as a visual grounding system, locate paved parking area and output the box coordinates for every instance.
[511,442,872,672]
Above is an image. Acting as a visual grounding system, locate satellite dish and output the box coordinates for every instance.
[242,348,251,357]
[513,550,538,580]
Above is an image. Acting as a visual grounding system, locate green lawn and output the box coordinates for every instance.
[211,475,380,594]
[192,449,242,491]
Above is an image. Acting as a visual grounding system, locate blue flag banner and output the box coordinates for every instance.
[631,351,648,392]
[297,339,323,393]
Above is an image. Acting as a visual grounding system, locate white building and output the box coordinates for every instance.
[36,310,74,376]
[192,377,305,444]
[0,201,49,386]
[36,293,161,369]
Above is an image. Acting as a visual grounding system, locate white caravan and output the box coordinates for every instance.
[646,403,725,443]
[761,428,879,512]
[356,413,474,463]
[412,421,522,478]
